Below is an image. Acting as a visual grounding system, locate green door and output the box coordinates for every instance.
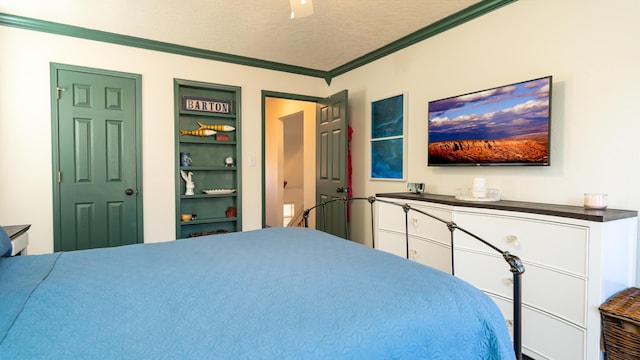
[53,67,142,251]
[316,90,348,238]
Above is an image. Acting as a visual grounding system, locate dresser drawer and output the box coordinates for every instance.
[378,200,452,246]
[376,229,452,273]
[454,211,588,276]
[377,201,407,233]
[492,294,585,360]
[11,231,29,256]
[377,229,406,258]
[455,249,586,326]
[408,237,451,274]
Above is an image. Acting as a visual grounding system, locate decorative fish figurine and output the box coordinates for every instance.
[197,122,235,132]
[179,129,217,137]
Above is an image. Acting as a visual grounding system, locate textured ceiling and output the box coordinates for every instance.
[0,0,481,71]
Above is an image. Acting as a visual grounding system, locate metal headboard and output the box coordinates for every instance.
[302,195,525,360]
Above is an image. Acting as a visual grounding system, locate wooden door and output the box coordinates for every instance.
[316,90,348,238]
[53,67,142,251]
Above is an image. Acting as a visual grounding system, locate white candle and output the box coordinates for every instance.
[472,178,487,198]
[584,193,607,209]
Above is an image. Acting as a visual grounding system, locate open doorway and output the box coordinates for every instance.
[262,90,349,237]
[263,95,318,228]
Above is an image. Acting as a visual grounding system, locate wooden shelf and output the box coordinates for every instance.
[179,166,236,171]
[180,193,237,199]
[179,217,237,226]
[179,138,237,145]
[178,110,236,118]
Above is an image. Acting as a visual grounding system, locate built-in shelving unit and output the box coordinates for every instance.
[174,79,241,239]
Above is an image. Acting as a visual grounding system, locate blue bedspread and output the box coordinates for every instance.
[0,227,514,359]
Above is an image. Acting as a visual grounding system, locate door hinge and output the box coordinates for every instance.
[57,171,61,183]
[56,87,66,100]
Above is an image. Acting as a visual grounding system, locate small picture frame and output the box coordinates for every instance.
[370,93,407,180]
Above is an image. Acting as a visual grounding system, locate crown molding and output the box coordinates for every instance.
[0,13,327,80]
[327,0,518,79]
[1,0,517,85]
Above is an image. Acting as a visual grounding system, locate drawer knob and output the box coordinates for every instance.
[411,218,419,227]
[506,234,519,245]
[505,278,514,286]
[506,319,514,328]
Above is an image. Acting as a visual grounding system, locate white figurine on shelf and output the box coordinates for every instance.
[180,170,195,195]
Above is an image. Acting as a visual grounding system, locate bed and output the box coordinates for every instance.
[1,225,516,359]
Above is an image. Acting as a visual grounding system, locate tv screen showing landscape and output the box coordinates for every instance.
[428,76,551,166]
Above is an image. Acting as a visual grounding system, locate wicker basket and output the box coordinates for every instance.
[600,287,640,360]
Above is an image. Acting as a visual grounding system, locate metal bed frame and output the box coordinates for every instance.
[302,195,525,360]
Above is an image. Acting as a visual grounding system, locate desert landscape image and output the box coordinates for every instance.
[428,134,549,164]
[428,76,551,165]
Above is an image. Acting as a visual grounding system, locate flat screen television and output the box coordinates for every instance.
[427,75,552,166]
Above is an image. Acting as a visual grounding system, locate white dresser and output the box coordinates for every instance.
[375,193,638,360]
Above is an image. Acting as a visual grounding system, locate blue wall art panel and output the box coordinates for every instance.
[371,138,403,179]
[371,94,405,180]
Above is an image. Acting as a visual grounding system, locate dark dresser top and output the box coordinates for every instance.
[376,192,638,223]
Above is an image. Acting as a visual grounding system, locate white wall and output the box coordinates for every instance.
[282,113,304,219]
[0,26,327,254]
[331,0,640,263]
